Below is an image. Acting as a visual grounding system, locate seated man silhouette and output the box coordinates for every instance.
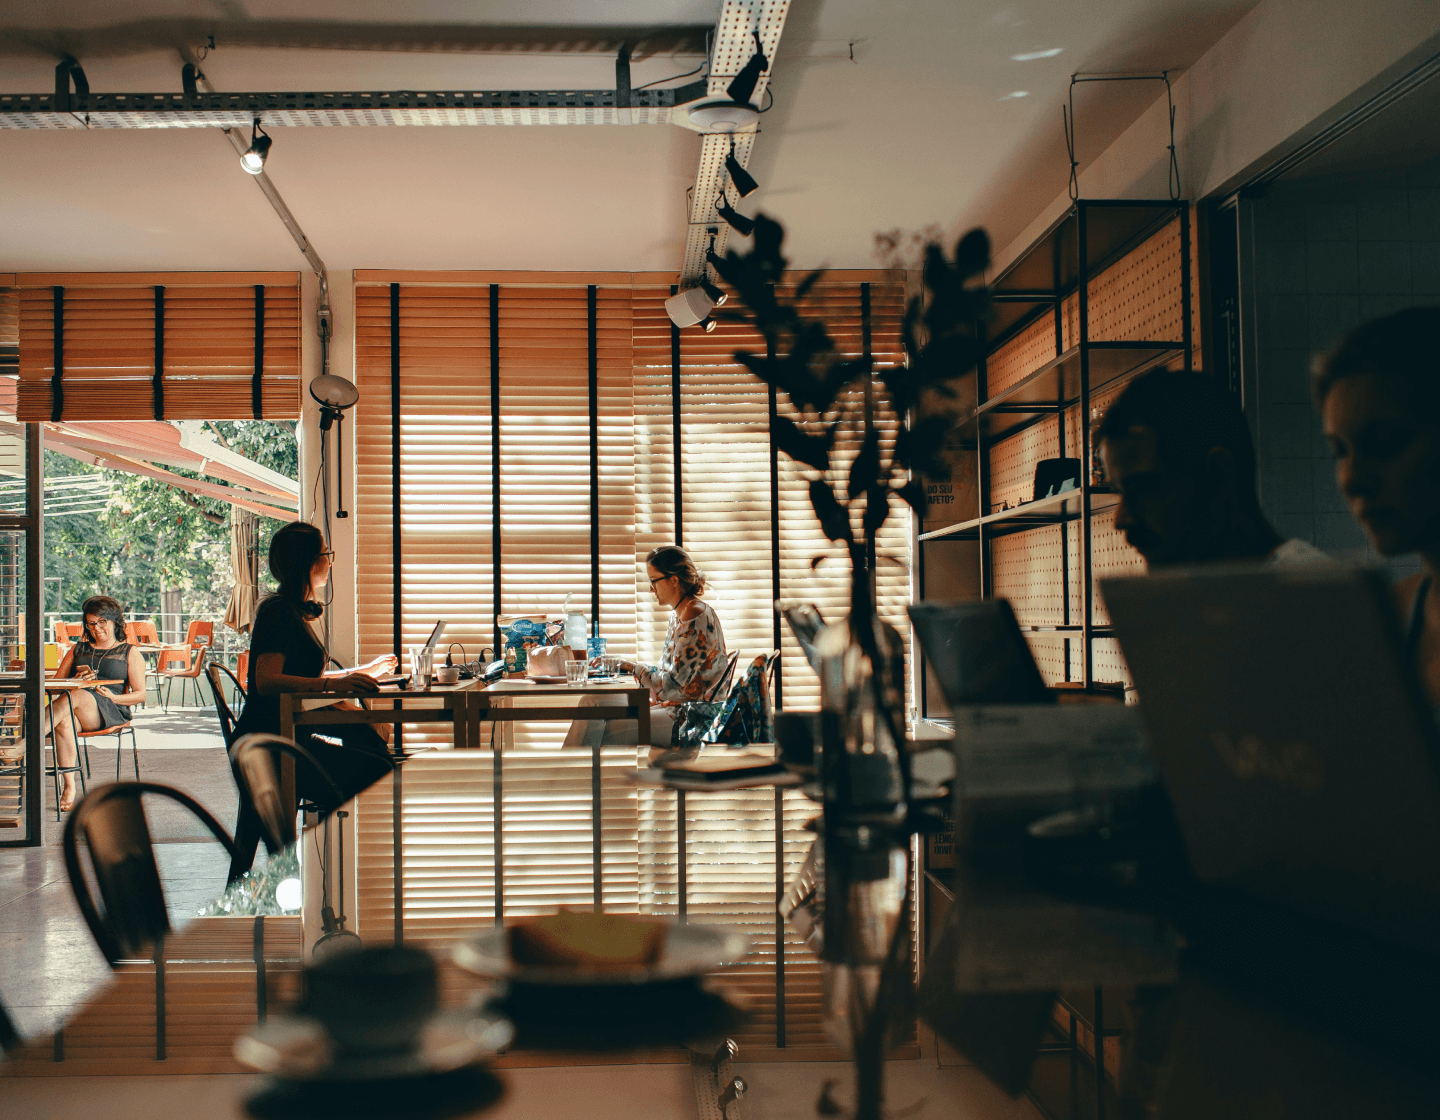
[1097,369,1329,568]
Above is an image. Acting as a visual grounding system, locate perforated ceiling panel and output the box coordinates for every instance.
[681,0,790,280]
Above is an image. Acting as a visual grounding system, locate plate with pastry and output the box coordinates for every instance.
[454,909,749,985]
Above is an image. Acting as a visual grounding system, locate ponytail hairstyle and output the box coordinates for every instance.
[79,595,127,642]
[268,521,327,620]
[645,545,707,599]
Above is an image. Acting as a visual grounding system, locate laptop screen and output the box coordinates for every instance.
[908,600,1053,707]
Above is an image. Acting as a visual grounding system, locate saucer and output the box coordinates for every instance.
[235,1009,514,1081]
[454,921,749,986]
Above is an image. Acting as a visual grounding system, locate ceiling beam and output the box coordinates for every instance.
[679,0,790,283]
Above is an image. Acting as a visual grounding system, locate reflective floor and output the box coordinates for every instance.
[0,704,246,1037]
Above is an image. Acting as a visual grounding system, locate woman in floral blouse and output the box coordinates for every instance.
[564,545,727,753]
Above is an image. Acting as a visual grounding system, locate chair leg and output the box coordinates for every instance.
[81,735,91,780]
[163,675,172,714]
[128,726,139,780]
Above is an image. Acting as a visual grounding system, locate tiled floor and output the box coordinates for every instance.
[0,703,241,1039]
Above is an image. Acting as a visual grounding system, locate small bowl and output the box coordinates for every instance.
[434,665,460,685]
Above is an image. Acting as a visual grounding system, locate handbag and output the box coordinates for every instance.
[670,654,773,747]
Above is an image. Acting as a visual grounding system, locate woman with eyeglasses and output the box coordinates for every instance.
[46,595,147,811]
[565,545,727,754]
[232,521,399,807]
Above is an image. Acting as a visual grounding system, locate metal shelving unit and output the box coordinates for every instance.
[919,198,1192,693]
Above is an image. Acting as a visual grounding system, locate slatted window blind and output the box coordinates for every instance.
[352,270,909,1056]
[15,273,301,420]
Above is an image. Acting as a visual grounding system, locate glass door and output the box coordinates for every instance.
[0,421,44,845]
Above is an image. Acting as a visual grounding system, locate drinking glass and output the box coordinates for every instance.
[564,659,587,686]
[409,645,434,689]
[602,654,621,677]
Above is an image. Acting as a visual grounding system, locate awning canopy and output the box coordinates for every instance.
[43,419,298,522]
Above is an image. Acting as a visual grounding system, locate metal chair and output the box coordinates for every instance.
[227,732,344,886]
[704,651,741,702]
[160,645,209,712]
[206,662,245,748]
[128,620,163,701]
[63,781,237,965]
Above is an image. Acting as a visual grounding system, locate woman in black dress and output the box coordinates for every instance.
[47,595,148,811]
[232,521,398,808]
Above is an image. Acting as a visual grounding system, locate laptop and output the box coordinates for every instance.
[377,620,447,685]
[1103,564,1440,952]
[908,599,1053,706]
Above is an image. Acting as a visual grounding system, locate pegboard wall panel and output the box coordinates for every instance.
[1069,517,1146,628]
[1025,633,1069,687]
[988,415,1061,512]
[1061,217,1184,348]
[992,524,1068,625]
[986,314,1057,397]
[1089,637,1130,688]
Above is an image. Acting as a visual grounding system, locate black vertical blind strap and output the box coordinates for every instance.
[51,286,64,422]
[767,308,782,710]
[252,915,267,1023]
[588,285,600,633]
[390,283,402,662]
[252,284,265,419]
[670,285,683,546]
[861,283,876,588]
[152,285,165,421]
[490,284,502,653]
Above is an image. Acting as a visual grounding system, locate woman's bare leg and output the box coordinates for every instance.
[45,691,105,811]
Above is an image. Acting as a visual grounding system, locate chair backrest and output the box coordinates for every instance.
[704,651,740,701]
[54,622,81,652]
[205,663,244,748]
[63,782,237,965]
[128,620,159,645]
[184,620,214,650]
[236,650,250,685]
[230,733,346,850]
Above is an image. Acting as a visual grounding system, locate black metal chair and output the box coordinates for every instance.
[227,732,345,886]
[705,651,741,702]
[63,781,237,966]
[206,662,245,748]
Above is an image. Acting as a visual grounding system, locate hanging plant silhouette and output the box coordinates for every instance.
[709,215,991,626]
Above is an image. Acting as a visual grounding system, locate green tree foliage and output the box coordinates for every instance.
[44,421,297,622]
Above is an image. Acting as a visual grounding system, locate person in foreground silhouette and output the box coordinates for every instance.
[1097,368,1329,569]
[1315,306,1440,702]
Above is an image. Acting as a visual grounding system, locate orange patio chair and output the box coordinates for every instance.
[160,621,214,712]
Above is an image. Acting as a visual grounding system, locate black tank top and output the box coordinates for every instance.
[72,641,134,715]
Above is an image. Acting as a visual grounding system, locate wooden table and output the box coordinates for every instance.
[470,677,651,751]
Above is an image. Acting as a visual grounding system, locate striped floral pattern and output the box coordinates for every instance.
[634,600,727,703]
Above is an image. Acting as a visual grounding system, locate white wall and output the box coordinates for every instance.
[989,0,1440,275]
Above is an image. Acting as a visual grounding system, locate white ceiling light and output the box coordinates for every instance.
[240,118,271,174]
[1012,48,1064,61]
[998,91,1030,101]
[664,286,716,328]
[687,99,760,132]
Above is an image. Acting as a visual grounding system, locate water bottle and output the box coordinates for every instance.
[563,593,588,652]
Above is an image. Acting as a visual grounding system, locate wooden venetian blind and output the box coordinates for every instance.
[14,273,301,421]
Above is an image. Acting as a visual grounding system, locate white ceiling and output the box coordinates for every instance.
[0,0,1257,275]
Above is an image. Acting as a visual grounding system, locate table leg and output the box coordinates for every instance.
[592,743,602,909]
[635,693,650,748]
[277,697,296,823]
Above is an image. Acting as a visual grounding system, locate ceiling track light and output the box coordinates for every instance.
[698,316,718,333]
[725,138,759,198]
[241,118,272,175]
[726,29,769,107]
[699,277,727,307]
[715,191,755,236]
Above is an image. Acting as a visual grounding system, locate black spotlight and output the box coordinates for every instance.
[698,316,718,333]
[725,140,759,198]
[700,277,727,307]
[726,30,769,106]
[716,192,755,236]
[240,119,271,175]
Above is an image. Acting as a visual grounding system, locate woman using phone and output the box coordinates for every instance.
[46,595,147,811]
[233,521,398,807]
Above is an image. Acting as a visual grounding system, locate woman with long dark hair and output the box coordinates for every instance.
[46,595,147,811]
[232,521,398,806]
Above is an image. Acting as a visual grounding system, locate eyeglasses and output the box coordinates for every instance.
[321,550,337,562]
[648,574,673,588]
